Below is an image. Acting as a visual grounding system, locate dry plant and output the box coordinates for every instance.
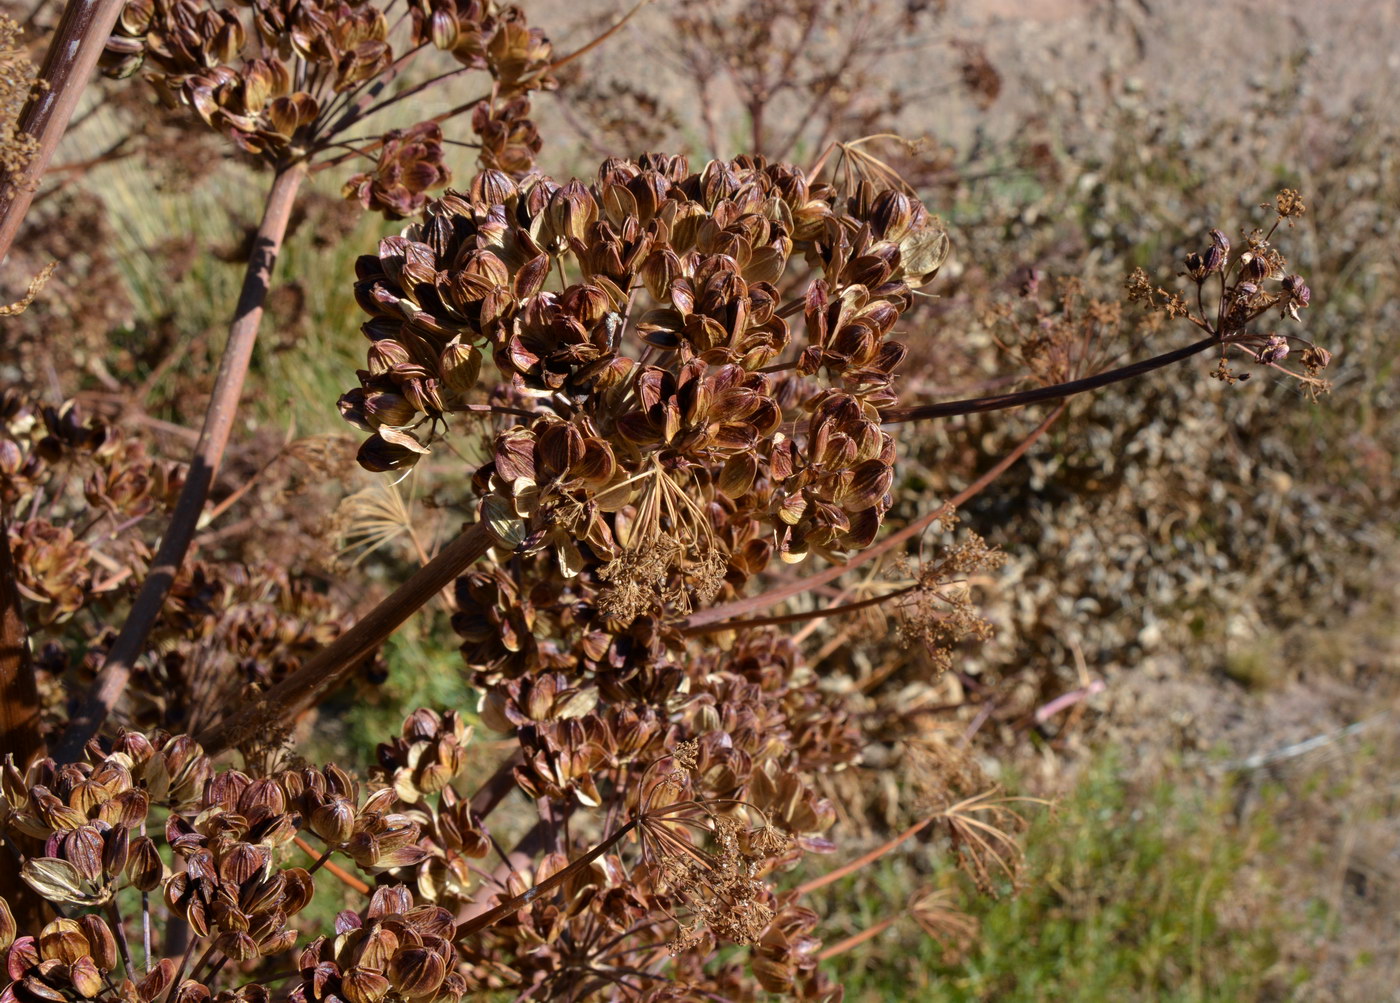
[0,1,1341,998]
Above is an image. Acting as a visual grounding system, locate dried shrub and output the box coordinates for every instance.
[0,2,1348,998]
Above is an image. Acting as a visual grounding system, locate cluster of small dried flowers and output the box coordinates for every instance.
[1129,189,1327,394]
[330,152,1046,994]
[0,704,845,1001]
[1,13,42,194]
[102,0,556,215]
[331,157,1332,992]
[340,154,948,603]
[0,726,457,1003]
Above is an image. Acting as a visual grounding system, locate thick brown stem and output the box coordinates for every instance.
[877,334,1220,423]
[0,514,42,766]
[678,403,1067,632]
[0,0,128,263]
[54,163,307,761]
[196,523,493,756]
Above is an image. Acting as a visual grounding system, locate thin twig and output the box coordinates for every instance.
[878,333,1221,423]
[795,816,935,896]
[816,915,901,960]
[457,819,639,939]
[682,583,915,635]
[1214,713,1390,774]
[293,835,370,894]
[104,900,136,979]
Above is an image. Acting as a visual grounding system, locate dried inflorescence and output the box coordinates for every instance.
[1,391,366,737]
[0,13,41,192]
[340,155,948,631]
[0,726,464,1003]
[1,0,1340,990]
[100,0,557,208]
[893,531,1007,675]
[291,885,466,1003]
[344,123,454,220]
[1129,191,1329,397]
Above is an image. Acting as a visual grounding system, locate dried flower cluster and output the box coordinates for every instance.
[1,391,366,738]
[1127,191,1326,396]
[341,155,949,596]
[102,0,557,209]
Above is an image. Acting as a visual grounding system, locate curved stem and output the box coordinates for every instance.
[547,0,653,72]
[196,522,492,755]
[877,333,1220,423]
[456,818,638,939]
[54,162,307,762]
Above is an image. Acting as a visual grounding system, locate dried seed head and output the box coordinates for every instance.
[1258,334,1289,365]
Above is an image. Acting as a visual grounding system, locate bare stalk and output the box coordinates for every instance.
[196,523,492,755]
[456,818,638,939]
[0,0,128,262]
[878,333,1221,423]
[795,816,935,896]
[293,836,370,894]
[681,583,917,636]
[815,915,900,961]
[55,162,307,761]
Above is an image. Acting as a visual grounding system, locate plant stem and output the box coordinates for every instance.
[682,582,917,635]
[877,333,1220,423]
[0,0,128,262]
[0,513,42,766]
[816,914,901,960]
[456,818,638,939]
[795,816,935,896]
[54,162,307,761]
[104,899,136,979]
[196,522,492,755]
[293,835,370,894]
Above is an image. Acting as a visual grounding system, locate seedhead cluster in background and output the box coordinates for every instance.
[0,0,1346,999]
